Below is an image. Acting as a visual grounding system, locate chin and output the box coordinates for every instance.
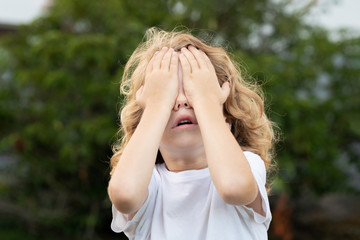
[160,136,203,153]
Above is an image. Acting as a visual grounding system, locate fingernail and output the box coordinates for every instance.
[162,46,168,50]
[155,51,159,55]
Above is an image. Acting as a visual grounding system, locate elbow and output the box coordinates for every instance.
[218,178,258,206]
[108,181,143,214]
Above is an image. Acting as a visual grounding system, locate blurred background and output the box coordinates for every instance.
[0,0,359,239]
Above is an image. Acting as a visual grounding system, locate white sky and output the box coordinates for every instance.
[0,0,359,31]
[306,0,360,31]
[0,0,48,24]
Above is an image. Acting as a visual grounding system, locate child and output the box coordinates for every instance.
[108,27,277,240]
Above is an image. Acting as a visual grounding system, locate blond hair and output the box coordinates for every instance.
[110,27,277,188]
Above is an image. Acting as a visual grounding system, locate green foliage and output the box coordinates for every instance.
[0,0,359,239]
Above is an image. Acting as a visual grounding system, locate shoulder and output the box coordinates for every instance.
[243,151,262,160]
[243,151,267,187]
[243,151,265,170]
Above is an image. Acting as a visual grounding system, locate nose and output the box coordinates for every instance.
[173,63,190,111]
[173,88,190,111]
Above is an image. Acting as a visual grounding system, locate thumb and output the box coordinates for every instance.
[136,85,144,106]
[220,81,230,104]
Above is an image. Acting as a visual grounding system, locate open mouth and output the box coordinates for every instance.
[176,120,193,126]
[173,116,197,129]
[172,114,197,129]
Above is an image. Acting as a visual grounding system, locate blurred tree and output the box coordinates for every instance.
[0,0,359,239]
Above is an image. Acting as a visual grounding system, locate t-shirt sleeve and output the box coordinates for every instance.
[242,151,272,229]
[111,167,159,239]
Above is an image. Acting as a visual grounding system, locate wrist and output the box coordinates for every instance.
[193,97,223,113]
[194,101,230,138]
[194,101,225,124]
[143,102,172,118]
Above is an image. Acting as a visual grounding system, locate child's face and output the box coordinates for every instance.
[159,64,204,154]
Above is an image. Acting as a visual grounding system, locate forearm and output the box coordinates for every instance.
[194,100,258,205]
[108,105,171,213]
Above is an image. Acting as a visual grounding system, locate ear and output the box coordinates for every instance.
[220,81,230,104]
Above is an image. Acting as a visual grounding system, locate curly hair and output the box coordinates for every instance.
[110,27,277,188]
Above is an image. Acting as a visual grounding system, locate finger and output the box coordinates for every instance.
[220,81,230,103]
[161,48,174,71]
[200,50,215,72]
[153,46,168,69]
[188,46,207,69]
[169,51,179,73]
[181,47,200,71]
[179,52,191,74]
[146,51,158,75]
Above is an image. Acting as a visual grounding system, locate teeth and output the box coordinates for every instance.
[178,120,192,126]
[180,120,191,124]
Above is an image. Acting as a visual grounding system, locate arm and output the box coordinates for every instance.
[194,97,264,215]
[179,46,259,207]
[108,47,179,214]
[194,100,258,206]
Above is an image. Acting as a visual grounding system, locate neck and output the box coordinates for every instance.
[159,147,207,172]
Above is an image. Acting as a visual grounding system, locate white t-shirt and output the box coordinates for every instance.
[111,151,271,240]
